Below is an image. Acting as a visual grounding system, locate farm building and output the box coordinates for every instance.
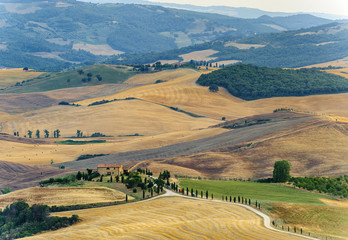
[97,164,124,175]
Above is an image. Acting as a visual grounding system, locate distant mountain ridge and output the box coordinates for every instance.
[79,0,348,20]
[0,0,333,70]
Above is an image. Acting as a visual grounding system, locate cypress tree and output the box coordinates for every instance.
[211,193,213,200]
[258,203,260,209]
[110,176,112,182]
[294,226,296,233]
[116,175,119,182]
[206,190,208,199]
[195,189,198,197]
[201,191,203,198]
[191,188,193,196]
[121,175,124,183]
[233,197,236,203]
[238,196,240,203]
[100,175,103,182]
[248,199,251,205]
[255,200,258,207]
[151,187,153,197]
[242,196,244,203]
[288,226,290,232]
[187,187,189,196]
[222,195,224,201]
[301,228,302,234]
[230,196,232,202]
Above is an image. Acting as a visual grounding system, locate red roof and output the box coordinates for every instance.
[97,164,122,168]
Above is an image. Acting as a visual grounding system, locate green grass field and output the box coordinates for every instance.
[178,179,334,205]
[0,65,136,93]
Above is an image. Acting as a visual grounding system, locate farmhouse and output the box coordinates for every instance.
[97,164,124,175]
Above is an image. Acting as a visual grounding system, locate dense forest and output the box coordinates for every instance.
[196,63,348,100]
[0,201,78,239]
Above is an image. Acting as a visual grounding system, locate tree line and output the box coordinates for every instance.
[290,176,348,198]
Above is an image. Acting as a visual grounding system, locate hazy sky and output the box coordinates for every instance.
[148,0,348,16]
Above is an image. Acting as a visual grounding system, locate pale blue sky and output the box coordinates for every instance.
[148,0,348,16]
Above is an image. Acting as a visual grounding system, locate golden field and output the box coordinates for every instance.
[24,197,307,240]
[0,128,227,165]
[139,120,348,178]
[0,187,129,209]
[0,68,44,88]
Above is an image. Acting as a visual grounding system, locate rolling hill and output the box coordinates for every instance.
[0,0,332,70]
[107,22,348,68]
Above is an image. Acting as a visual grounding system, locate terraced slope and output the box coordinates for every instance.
[25,197,308,240]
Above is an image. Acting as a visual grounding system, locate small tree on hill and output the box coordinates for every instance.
[273,160,291,183]
[23,67,28,71]
[36,129,40,138]
[44,129,49,138]
[209,84,219,92]
[28,130,33,138]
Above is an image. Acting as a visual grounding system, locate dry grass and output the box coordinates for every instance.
[224,42,265,49]
[0,187,130,209]
[1,99,219,138]
[270,203,348,239]
[145,120,348,178]
[303,57,348,68]
[0,68,44,88]
[325,68,348,79]
[25,197,306,240]
[320,199,348,207]
[179,49,218,62]
[0,128,226,165]
[73,43,124,56]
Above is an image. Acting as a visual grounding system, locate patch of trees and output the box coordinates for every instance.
[58,101,80,107]
[223,118,271,129]
[197,63,348,100]
[0,201,78,239]
[56,140,106,145]
[76,154,108,161]
[88,97,136,106]
[290,175,348,198]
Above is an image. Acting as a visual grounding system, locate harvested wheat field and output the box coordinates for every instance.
[0,128,226,165]
[76,68,348,121]
[25,197,307,240]
[1,99,219,138]
[0,68,44,88]
[0,83,133,113]
[140,119,348,178]
[303,56,348,68]
[179,49,218,62]
[224,42,265,49]
[0,187,130,209]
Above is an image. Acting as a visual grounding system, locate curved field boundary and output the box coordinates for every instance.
[163,190,318,240]
[26,189,317,240]
[60,116,315,169]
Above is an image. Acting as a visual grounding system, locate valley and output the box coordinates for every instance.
[0,1,347,239]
